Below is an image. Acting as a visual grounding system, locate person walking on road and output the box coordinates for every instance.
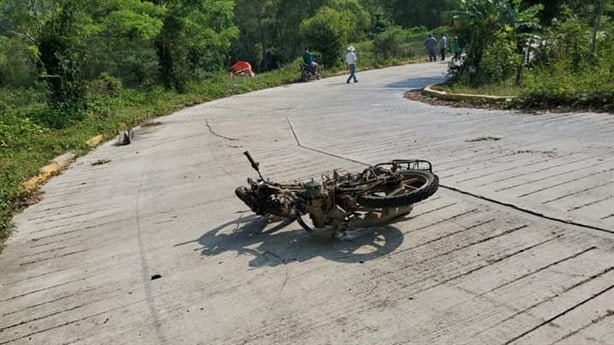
[439,34,448,61]
[345,45,358,83]
[425,34,437,62]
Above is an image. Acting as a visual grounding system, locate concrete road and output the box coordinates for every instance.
[1,62,613,345]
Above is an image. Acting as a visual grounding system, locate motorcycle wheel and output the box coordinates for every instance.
[357,170,438,208]
[301,70,309,82]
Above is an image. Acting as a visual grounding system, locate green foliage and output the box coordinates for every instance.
[372,26,413,61]
[451,0,542,85]
[37,0,90,116]
[518,62,613,110]
[87,72,123,99]
[155,0,238,91]
[0,35,37,87]
[538,10,594,69]
[381,0,454,29]
[300,6,351,68]
[474,32,523,84]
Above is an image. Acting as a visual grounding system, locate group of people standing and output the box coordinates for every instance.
[425,34,461,62]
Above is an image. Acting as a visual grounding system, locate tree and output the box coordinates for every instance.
[233,0,276,71]
[36,0,93,112]
[451,0,542,85]
[300,6,351,67]
[155,0,238,91]
[86,0,165,85]
[381,0,454,29]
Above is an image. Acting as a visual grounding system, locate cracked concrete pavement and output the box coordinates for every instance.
[1,62,613,345]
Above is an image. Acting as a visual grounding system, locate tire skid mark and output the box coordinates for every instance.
[135,166,169,345]
[517,168,614,198]
[503,284,614,345]
[542,180,614,204]
[0,299,146,345]
[471,267,614,340]
[494,159,611,192]
[19,249,88,267]
[567,195,614,212]
[551,310,614,345]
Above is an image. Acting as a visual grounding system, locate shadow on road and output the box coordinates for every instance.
[385,76,444,90]
[195,213,405,267]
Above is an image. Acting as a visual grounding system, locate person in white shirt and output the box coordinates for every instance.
[345,46,358,83]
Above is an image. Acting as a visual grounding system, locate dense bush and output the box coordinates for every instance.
[300,7,352,68]
[476,33,523,85]
[88,73,124,99]
[372,26,410,61]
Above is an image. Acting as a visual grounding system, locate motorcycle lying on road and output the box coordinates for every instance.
[235,151,439,237]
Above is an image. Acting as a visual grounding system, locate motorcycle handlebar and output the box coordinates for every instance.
[244,151,259,171]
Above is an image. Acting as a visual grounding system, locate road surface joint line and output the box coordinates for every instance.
[286,115,613,234]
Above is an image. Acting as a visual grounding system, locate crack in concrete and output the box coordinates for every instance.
[205,119,240,141]
[285,116,613,235]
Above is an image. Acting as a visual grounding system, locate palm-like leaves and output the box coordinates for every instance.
[451,0,542,84]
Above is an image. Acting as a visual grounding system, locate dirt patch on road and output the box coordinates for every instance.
[405,90,509,110]
[405,89,612,114]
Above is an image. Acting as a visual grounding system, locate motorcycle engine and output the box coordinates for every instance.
[303,178,324,199]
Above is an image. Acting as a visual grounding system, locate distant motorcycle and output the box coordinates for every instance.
[300,62,321,82]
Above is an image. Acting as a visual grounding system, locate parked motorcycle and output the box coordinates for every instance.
[300,62,321,82]
[235,151,439,237]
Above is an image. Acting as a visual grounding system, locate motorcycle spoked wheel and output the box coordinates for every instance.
[355,170,439,209]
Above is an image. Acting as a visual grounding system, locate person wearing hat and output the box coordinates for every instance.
[345,45,358,83]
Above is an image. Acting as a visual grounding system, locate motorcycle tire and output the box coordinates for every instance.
[357,170,439,208]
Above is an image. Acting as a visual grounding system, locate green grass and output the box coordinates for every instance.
[435,80,522,97]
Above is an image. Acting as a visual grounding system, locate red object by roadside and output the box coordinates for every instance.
[230,61,255,77]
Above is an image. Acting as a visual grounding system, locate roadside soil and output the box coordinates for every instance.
[405,89,613,114]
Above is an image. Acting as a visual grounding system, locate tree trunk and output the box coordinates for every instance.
[591,0,605,55]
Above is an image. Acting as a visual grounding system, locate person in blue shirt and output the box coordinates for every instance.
[425,34,438,62]
[302,48,318,73]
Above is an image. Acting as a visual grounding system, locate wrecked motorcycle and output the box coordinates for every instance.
[235,151,439,237]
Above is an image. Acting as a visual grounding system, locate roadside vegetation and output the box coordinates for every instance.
[0,0,611,247]
[444,0,613,111]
